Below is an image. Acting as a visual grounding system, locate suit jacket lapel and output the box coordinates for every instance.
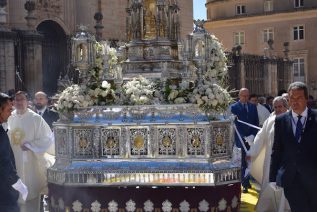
[286,111,296,143]
[42,108,48,118]
[303,108,314,136]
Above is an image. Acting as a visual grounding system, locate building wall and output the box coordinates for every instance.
[6,0,193,40]
[205,0,317,96]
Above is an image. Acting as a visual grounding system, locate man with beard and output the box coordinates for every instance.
[34,91,59,129]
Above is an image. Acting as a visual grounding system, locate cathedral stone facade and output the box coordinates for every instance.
[0,0,193,96]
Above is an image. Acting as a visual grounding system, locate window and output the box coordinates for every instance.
[293,58,305,82]
[234,32,245,46]
[264,0,273,12]
[236,5,246,15]
[293,26,304,40]
[294,0,304,8]
[263,28,274,42]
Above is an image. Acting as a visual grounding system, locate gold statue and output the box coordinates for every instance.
[144,0,156,39]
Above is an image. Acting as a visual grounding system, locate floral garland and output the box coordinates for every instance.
[163,80,195,104]
[192,80,232,113]
[206,34,228,82]
[56,35,233,114]
[56,85,94,112]
[190,34,233,113]
[122,76,155,105]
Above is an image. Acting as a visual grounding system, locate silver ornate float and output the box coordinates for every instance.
[48,104,239,187]
[49,1,241,211]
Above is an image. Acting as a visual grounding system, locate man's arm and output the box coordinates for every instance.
[0,142,19,185]
[23,116,53,153]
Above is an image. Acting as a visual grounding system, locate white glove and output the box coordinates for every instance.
[269,182,282,191]
[12,179,28,201]
[244,134,255,145]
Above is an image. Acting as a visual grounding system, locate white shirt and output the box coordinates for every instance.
[291,107,308,136]
[36,106,47,116]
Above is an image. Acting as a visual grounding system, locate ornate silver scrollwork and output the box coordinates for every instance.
[101,128,120,157]
[73,128,94,157]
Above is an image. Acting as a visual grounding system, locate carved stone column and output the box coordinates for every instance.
[240,57,246,88]
[0,30,16,92]
[21,31,43,95]
[271,60,278,96]
[0,0,17,92]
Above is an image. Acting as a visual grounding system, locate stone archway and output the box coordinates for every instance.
[37,20,68,96]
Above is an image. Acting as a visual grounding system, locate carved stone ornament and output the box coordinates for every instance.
[94,12,103,21]
[0,0,7,8]
[36,0,61,13]
[24,1,36,12]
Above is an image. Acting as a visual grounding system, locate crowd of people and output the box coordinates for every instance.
[1,82,317,212]
[0,90,58,212]
[231,82,317,212]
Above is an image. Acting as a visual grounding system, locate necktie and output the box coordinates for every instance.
[295,115,303,142]
[243,104,248,114]
[38,111,42,116]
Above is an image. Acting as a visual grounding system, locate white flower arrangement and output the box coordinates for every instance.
[122,76,155,105]
[206,34,228,82]
[193,80,232,113]
[107,47,119,77]
[56,84,94,112]
[164,80,194,104]
[56,34,233,116]
[87,80,117,105]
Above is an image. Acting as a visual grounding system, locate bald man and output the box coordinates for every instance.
[230,88,259,193]
[34,91,59,129]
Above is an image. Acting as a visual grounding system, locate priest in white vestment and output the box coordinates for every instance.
[247,96,290,212]
[8,91,54,212]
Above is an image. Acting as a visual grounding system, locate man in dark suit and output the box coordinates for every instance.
[270,82,317,212]
[264,96,274,113]
[231,88,259,193]
[0,93,21,212]
[34,91,59,129]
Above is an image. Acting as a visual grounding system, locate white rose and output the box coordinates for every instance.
[82,101,89,108]
[205,88,212,95]
[174,97,186,104]
[101,81,111,89]
[197,98,203,106]
[101,90,108,97]
[168,90,179,100]
[208,93,215,99]
[211,99,218,107]
[201,96,208,102]
[139,96,149,104]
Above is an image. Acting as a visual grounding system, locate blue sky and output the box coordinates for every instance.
[193,0,207,20]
